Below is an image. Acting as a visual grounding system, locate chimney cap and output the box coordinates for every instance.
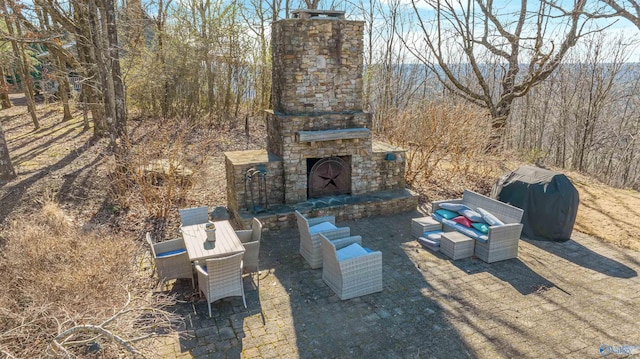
[291,9,345,19]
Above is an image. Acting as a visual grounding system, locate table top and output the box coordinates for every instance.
[181,220,245,262]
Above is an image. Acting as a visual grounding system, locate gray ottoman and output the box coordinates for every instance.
[440,232,475,260]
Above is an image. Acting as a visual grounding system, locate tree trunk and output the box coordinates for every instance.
[55,56,73,121]
[102,0,127,145]
[73,0,108,136]
[2,0,40,129]
[0,66,11,109]
[0,122,16,180]
[87,0,116,144]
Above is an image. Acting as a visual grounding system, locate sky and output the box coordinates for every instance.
[355,0,640,63]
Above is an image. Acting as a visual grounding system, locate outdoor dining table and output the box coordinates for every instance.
[181,220,245,262]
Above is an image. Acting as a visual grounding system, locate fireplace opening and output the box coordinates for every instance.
[307,156,351,199]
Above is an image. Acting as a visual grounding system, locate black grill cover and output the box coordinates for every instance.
[491,166,579,242]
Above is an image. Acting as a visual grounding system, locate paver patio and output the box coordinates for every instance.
[157,211,640,358]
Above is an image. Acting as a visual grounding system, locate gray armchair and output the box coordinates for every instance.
[319,234,382,300]
[295,210,351,269]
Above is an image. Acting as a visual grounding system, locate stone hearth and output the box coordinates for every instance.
[224,10,417,230]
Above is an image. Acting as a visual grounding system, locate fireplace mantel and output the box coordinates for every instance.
[297,128,370,143]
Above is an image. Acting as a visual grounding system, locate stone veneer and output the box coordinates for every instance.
[224,11,417,230]
[271,19,364,113]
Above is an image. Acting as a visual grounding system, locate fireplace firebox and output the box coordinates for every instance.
[307,156,351,199]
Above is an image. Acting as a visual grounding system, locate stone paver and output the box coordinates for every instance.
[162,211,640,358]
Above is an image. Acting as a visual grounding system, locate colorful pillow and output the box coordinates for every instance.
[459,208,484,222]
[471,222,489,234]
[453,216,473,228]
[477,208,505,226]
[441,218,489,243]
[439,202,470,212]
[434,209,459,220]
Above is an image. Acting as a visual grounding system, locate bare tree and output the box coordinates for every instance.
[0,64,10,109]
[1,0,40,129]
[0,122,15,180]
[0,24,11,109]
[304,0,320,10]
[403,0,589,146]
[597,0,640,28]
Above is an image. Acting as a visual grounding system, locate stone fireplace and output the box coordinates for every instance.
[224,10,417,230]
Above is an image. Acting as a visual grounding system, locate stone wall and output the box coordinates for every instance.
[235,189,418,231]
[271,19,364,113]
[224,150,284,215]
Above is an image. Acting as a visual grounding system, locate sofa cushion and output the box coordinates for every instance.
[309,221,338,234]
[442,218,489,243]
[471,222,490,234]
[477,208,505,226]
[439,202,470,212]
[422,230,443,242]
[434,209,459,220]
[459,208,484,222]
[453,216,473,228]
[418,236,440,251]
[336,243,369,261]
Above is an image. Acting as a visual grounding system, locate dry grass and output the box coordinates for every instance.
[567,171,640,251]
[0,200,178,358]
[110,119,216,219]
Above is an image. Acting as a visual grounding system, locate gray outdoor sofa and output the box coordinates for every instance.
[432,190,524,263]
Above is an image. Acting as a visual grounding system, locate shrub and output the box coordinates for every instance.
[382,100,506,200]
[0,201,178,357]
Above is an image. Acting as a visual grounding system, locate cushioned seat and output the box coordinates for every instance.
[319,234,383,300]
[336,243,369,261]
[295,210,351,269]
[432,190,524,263]
[156,248,187,258]
[146,233,193,289]
[309,221,338,234]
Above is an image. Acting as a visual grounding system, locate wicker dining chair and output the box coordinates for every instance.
[178,206,211,226]
[195,252,246,317]
[235,218,262,286]
[146,232,193,289]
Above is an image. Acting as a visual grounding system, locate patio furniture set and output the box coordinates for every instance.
[146,190,524,315]
[413,190,525,263]
[147,206,261,317]
[295,210,383,300]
